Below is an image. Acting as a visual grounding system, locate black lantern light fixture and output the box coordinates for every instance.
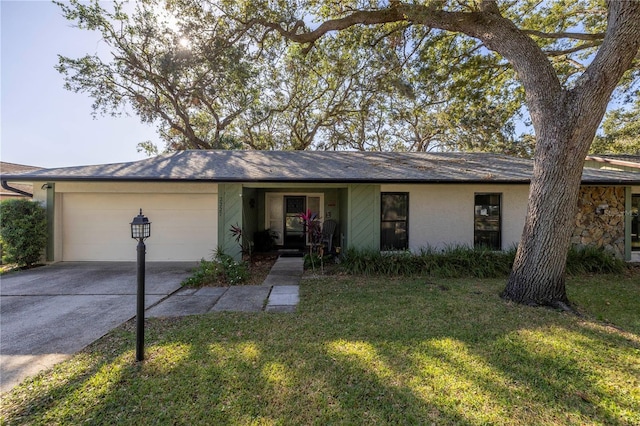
[130,209,151,362]
[131,209,151,240]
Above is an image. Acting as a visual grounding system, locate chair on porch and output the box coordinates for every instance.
[321,219,338,253]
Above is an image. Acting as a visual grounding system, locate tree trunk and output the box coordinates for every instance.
[500,1,640,307]
[501,109,600,307]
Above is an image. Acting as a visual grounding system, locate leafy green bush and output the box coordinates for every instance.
[218,252,250,284]
[566,246,625,275]
[340,245,515,278]
[339,244,626,278]
[253,229,277,252]
[182,251,249,287]
[0,199,47,267]
[303,253,322,270]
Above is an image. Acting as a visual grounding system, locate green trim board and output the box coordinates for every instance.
[348,184,380,250]
[625,187,632,261]
[218,183,243,260]
[46,183,55,262]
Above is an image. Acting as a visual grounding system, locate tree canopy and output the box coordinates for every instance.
[58,0,596,155]
[590,97,640,155]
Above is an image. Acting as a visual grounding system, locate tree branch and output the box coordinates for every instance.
[522,29,605,41]
[544,40,601,57]
[249,2,563,117]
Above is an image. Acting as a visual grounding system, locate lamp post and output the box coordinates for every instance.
[130,209,151,362]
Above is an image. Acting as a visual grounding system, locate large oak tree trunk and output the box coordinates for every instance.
[501,126,585,306]
[501,97,613,306]
[498,2,640,307]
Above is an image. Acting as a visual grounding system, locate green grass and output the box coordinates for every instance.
[2,272,639,425]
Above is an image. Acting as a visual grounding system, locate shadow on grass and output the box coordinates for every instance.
[2,274,639,425]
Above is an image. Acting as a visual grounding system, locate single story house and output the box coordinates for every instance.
[585,155,640,173]
[0,162,41,200]
[3,150,639,262]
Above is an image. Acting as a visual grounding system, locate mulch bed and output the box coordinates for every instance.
[243,252,280,285]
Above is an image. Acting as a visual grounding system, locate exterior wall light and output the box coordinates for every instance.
[130,209,151,240]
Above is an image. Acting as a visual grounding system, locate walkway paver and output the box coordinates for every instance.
[210,286,271,312]
[148,256,303,316]
[265,285,300,312]
[146,287,226,317]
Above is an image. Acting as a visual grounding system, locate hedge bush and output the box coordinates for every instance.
[0,198,47,267]
[338,245,625,278]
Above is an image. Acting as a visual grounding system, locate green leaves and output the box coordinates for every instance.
[55,0,637,156]
[0,199,47,267]
[590,96,640,155]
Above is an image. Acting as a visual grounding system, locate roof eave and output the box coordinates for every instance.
[0,175,567,185]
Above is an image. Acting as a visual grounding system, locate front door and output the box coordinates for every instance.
[284,196,306,248]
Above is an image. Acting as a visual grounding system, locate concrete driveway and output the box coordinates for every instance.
[0,261,196,393]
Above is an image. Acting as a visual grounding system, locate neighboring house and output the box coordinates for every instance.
[584,155,640,258]
[0,162,41,200]
[3,150,639,263]
[585,154,640,173]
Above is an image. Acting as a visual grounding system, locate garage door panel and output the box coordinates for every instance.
[62,193,218,261]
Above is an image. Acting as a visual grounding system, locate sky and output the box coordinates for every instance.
[1,0,159,168]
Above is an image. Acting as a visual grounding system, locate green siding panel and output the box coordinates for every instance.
[218,184,243,260]
[348,185,380,250]
[339,188,349,249]
[625,186,632,262]
[46,183,55,262]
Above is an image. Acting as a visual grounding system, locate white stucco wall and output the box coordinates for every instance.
[380,184,530,251]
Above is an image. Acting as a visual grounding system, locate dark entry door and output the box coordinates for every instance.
[284,196,306,248]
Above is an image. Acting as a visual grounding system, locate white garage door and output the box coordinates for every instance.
[62,193,218,261]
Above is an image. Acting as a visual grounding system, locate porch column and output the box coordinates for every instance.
[347,184,380,250]
[218,183,244,261]
[625,186,632,262]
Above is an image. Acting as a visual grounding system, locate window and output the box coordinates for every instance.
[474,193,501,250]
[381,193,408,250]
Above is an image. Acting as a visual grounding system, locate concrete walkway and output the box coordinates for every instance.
[146,256,302,317]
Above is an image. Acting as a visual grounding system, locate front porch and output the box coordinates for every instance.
[217,183,382,260]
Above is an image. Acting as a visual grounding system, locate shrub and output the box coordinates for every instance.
[0,199,47,267]
[566,246,625,275]
[340,245,515,278]
[339,245,625,279]
[253,229,277,252]
[303,253,322,270]
[182,251,249,287]
[218,252,250,284]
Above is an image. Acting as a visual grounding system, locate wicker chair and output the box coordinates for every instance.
[320,219,338,252]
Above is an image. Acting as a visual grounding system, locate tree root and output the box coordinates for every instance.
[549,300,582,316]
[501,292,582,316]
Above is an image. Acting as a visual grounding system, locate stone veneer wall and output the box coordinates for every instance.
[571,186,625,258]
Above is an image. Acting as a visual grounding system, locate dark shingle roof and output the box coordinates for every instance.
[0,162,42,196]
[3,150,640,184]
[585,155,640,169]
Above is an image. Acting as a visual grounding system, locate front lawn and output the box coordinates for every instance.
[2,273,639,425]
